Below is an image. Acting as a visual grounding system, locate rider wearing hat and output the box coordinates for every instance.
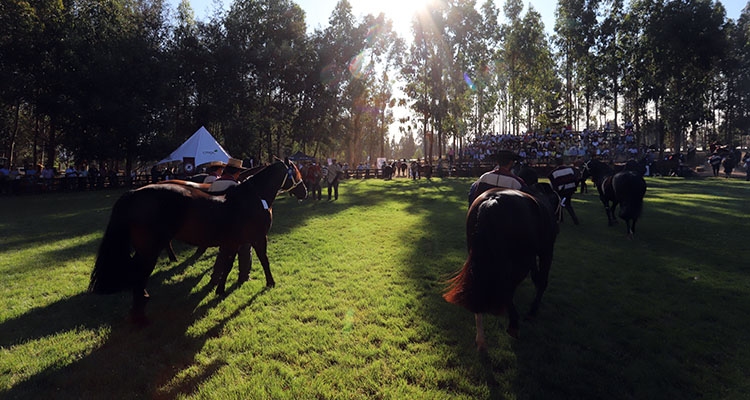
[468,150,526,206]
[203,161,226,184]
[208,157,251,284]
[209,158,245,192]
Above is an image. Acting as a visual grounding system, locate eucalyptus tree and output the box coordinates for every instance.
[317,0,388,165]
[597,0,624,133]
[720,6,750,144]
[626,0,725,152]
[554,0,599,130]
[439,0,484,159]
[0,0,65,166]
[221,0,307,162]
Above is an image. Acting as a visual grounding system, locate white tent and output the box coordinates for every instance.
[158,126,231,167]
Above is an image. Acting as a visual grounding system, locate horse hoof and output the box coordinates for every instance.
[265,281,276,288]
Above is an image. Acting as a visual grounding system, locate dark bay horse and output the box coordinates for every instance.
[444,183,560,349]
[88,160,307,322]
[583,159,647,237]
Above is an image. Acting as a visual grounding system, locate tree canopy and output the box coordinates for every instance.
[1,0,747,171]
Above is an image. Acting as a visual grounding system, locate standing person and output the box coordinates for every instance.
[722,154,736,179]
[326,158,343,201]
[41,164,55,190]
[708,152,722,177]
[65,165,78,190]
[743,152,750,181]
[203,161,226,184]
[208,157,252,282]
[468,150,526,206]
[305,160,323,200]
[548,158,580,225]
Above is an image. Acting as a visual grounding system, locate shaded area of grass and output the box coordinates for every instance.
[1,177,749,399]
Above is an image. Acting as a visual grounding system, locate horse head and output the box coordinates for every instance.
[583,159,612,185]
[526,182,562,228]
[278,158,308,200]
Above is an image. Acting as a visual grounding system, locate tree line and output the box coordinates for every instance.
[1,0,748,173]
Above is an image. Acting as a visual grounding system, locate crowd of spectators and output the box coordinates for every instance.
[461,126,643,166]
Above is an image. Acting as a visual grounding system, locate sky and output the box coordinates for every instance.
[180,0,746,35]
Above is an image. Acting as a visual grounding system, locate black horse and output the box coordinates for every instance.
[88,160,307,323]
[444,183,560,349]
[582,159,647,237]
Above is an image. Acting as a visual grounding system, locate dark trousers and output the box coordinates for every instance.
[327,180,339,200]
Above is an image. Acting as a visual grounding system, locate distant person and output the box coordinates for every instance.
[743,152,750,181]
[326,159,343,201]
[708,153,722,177]
[304,160,323,200]
[722,155,736,179]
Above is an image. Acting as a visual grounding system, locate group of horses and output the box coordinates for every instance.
[445,158,647,350]
[88,155,647,352]
[88,159,307,323]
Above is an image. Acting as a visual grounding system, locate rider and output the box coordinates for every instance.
[203,161,226,184]
[209,158,244,192]
[208,157,252,282]
[468,150,526,206]
[547,157,580,225]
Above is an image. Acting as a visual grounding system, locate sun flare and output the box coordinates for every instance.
[349,0,433,36]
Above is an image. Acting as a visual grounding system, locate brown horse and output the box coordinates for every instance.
[160,164,268,262]
[444,184,560,350]
[88,159,307,323]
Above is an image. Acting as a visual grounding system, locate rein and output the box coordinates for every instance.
[273,157,304,196]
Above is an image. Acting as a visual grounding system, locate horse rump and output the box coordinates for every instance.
[89,191,138,294]
[444,187,558,339]
[614,171,646,221]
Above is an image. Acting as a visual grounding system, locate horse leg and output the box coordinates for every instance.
[237,243,253,283]
[566,203,580,225]
[253,237,275,288]
[212,246,237,296]
[475,314,487,351]
[166,241,178,262]
[506,295,521,339]
[130,250,160,325]
[529,252,552,317]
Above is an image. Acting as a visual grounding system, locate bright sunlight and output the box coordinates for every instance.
[348,0,433,37]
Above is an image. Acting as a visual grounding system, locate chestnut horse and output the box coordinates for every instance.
[444,184,560,350]
[88,159,307,322]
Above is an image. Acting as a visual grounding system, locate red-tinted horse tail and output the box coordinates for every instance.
[443,254,474,307]
[88,191,136,294]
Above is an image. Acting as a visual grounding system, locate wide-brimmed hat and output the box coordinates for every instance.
[227,158,244,168]
[207,160,226,168]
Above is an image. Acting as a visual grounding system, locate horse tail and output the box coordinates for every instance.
[444,193,515,314]
[89,191,136,294]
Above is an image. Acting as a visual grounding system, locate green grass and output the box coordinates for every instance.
[1,176,749,399]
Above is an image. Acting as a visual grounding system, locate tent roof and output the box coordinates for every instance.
[158,126,231,166]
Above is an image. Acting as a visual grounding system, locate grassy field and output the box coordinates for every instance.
[1,175,749,399]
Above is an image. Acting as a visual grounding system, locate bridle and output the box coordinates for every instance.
[276,159,304,196]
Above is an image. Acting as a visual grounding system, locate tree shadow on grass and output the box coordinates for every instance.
[0,247,271,400]
[399,177,750,399]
